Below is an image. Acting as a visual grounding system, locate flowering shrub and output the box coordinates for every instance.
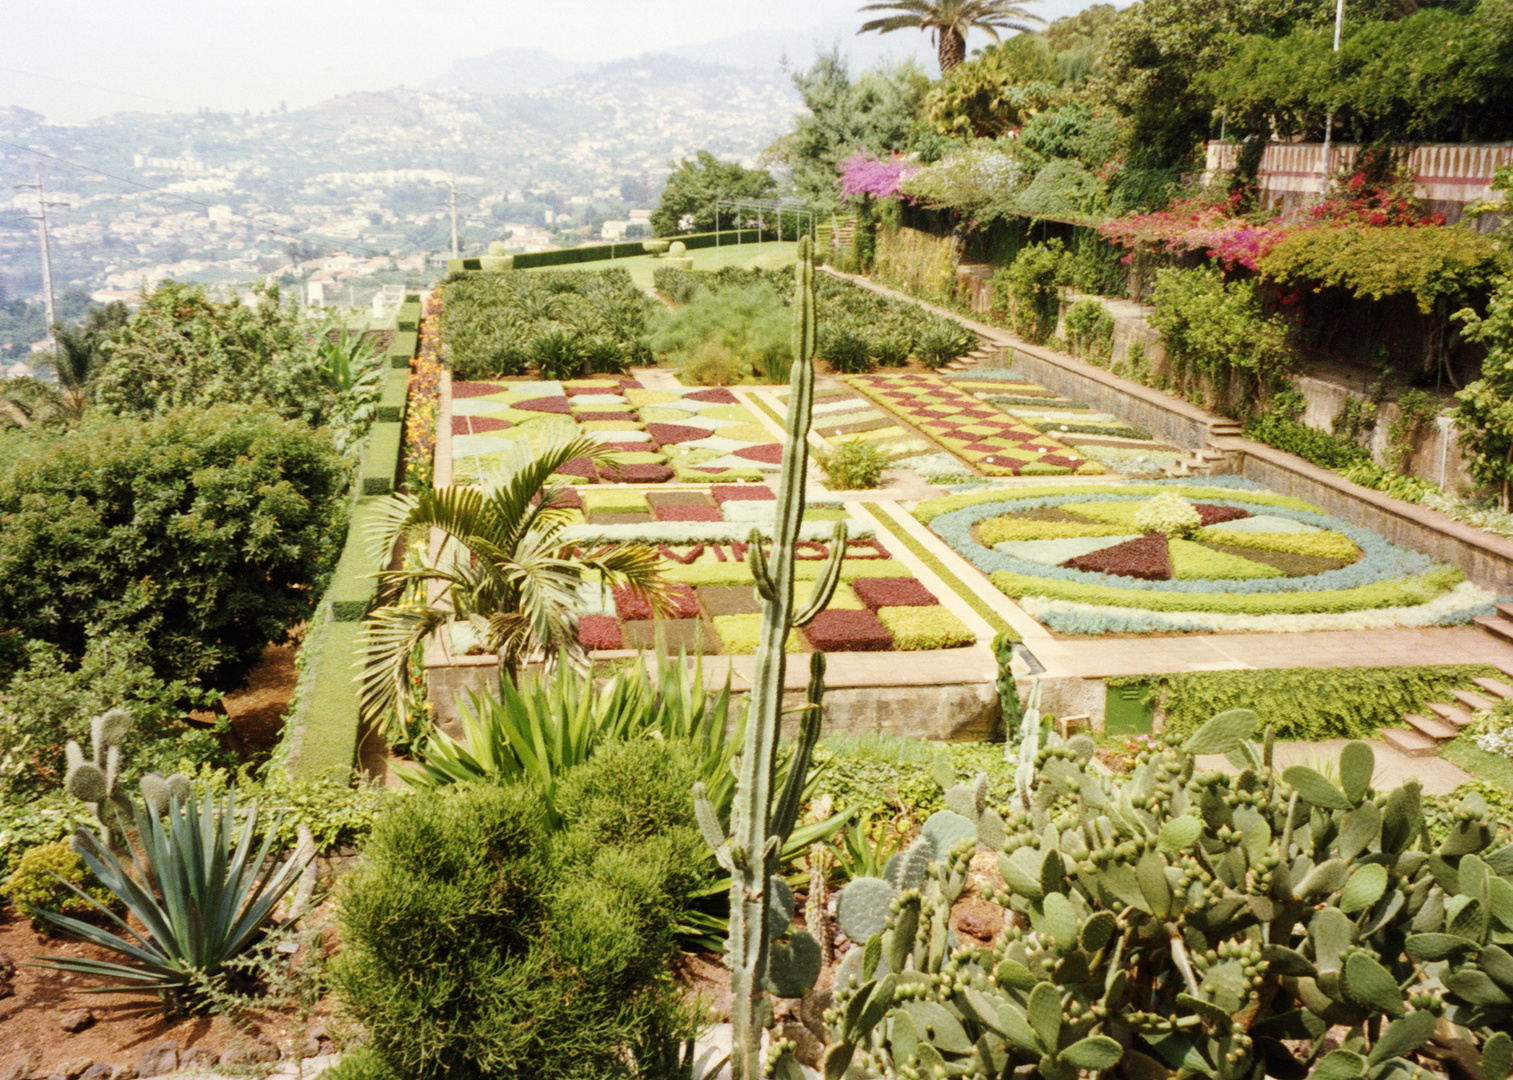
[838,153,920,202]
[1132,491,1201,538]
[405,296,445,492]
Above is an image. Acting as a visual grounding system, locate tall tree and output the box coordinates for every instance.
[857,0,1045,74]
[650,152,777,236]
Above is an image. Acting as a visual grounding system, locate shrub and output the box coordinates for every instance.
[1065,297,1114,362]
[818,439,890,490]
[1150,266,1291,406]
[643,239,670,255]
[335,764,698,1080]
[667,241,686,256]
[915,320,977,369]
[2,840,115,926]
[820,326,873,374]
[680,338,742,386]
[1133,491,1202,537]
[0,406,350,689]
[871,330,913,367]
[997,240,1065,343]
[649,282,791,382]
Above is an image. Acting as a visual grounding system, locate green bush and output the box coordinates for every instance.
[820,325,873,374]
[0,789,73,880]
[0,406,350,689]
[915,320,977,369]
[871,330,913,367]
[1247,411,1375,469]
[1065,297,1114,362]
[1150,266,1292,407]
[997,240,1065,344]
[2,839,115,926]
[818,439,890,490]
[648,282,792,383]
[530,326,586,380]
[335,758,698,1080]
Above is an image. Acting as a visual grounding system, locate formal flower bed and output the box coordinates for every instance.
[450,378,781,484]
[848,372,1103,476]
[917,479,1495,634]
[568,506,978,654]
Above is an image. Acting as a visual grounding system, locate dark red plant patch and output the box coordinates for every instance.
[601,441,656,454]
[734,444,785,464]
[514,396,572,414]
[802,609,894,652]
[1063,534,1172,580]
[646,423,708,445]
[452,382,510,398]
[713,484,775,504]
[578,615,623,651]
[566,383,626,395]
[613,581,699,620]
[686,388,738,404]
[851,577,939,609]
[539,486,583,510]
[653,504,723,522]
[453,415,513,434]
[1193,504,1250,526]
[555,456,599,481]
[597,463,675,483]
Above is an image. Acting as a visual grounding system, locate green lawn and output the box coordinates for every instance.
[1440,735,1513,791]
[521,240,801,288]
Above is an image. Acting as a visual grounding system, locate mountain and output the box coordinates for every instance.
[425,47,596,95]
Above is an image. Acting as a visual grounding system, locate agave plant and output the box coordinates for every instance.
[359,422,673,733]
[28,787,306,1014]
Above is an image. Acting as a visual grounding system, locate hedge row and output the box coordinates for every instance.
[446,229,782,273]
[282,321,417,779]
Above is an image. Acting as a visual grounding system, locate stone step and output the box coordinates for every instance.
[1497,602,1513,621]
[1404,712,1459,742]
[1472,676,1513,700]
[1450,688,1497,713]
[1474,615,1513,645]
[1427,701,1477,729]
[1382,727,1440,758]
[1495,662,1513,683]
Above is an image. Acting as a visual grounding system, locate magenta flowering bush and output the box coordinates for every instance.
[838,153,920,202]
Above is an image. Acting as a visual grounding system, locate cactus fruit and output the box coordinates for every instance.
[695,236,846,1079]
[824,708,1513,1080]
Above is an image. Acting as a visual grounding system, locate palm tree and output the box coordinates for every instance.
[359,423,673,739]
[40,301,129,420]
[857,0,1045,74]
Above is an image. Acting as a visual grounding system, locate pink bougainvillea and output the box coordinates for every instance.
[839,153,920,202]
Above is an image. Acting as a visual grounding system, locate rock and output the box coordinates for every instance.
[221,1040,280,1066]
[299,1037,335,1060]
[133,1042,178,1078]
[778,1021,823,1068]
[1,1050,42,1080]
[108,1067,137,1080]
[0,951,16,999]
[799,987,833,1040]
[179,1049,220,1072]
[78,1066,111,1080]
[55,1060,92,1080]
[955,906,1001,942]
[58,1010,95,1034]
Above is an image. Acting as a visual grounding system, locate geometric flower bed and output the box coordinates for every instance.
[848,371,1105,476]
[571,490,976,655]
[916,478,1495,634]
[765,382,941,462]
[450,378,781,485]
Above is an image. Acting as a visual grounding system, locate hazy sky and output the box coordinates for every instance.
[1,0,1101,123]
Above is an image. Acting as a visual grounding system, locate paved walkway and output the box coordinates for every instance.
[1197,738,1471,795]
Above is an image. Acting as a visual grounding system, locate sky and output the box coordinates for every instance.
[0,0,1102,123]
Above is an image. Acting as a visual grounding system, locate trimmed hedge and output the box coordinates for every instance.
[447,230,780,274]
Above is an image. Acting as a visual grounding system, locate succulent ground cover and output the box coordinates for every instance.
[848,372,1104,476]
[566,494,977,655]
[762,383,942,463]
[917,479,1495,633]
[449,378,781,484]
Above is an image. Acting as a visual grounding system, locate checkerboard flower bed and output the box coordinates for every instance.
[802,608,894,652]
[917,479,1493,633]
[847,372,1103,476]
[851,577,940,609]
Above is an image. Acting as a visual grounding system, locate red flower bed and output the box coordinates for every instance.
[802,609,894,652]
[597,463,675,483]
[734,444,785,464]
[578,615,622,651]
[686,388,738,404]
[554,456,599,481]
[453,415,512,434]
[1063,534,1172,581]
[452,381,507,398]
[712,484,775,505]
[539,486,583,510]
[514,396,571,414]
[653,504,723,522]
[1193,504,1250,526]
[851,577,939,609]
[613,581,698,620]
[646,423,708,445]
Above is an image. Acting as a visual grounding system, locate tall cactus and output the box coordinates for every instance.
[694,236,847,1079]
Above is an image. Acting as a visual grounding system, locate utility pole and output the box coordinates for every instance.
[447,178,459,258]
[16,172,63,354]
[1318,0,1346,198]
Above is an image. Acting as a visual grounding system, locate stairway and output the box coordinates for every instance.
[1160,447,1230,479]
[1474,603,1513,646]
[940,338,998,374]
[1383,668,1513,757]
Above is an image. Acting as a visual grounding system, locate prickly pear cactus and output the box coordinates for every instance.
[823,709,1513,1080]
[64,709,193,846]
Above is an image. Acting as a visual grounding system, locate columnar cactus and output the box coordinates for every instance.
[825,709,1513,1080]
[694,236,847,1079]
[64,708,192,846]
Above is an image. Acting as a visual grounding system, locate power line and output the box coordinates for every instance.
[0,137,397,259]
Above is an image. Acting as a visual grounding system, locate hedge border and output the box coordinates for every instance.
[445,229,781,274]
[283,323,418,779]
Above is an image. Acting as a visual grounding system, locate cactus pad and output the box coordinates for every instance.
[837,875,898,943]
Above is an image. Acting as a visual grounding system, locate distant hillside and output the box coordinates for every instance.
[661,21,937,73]
[425,48,595,95]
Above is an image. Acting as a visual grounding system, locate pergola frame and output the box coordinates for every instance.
[712,198,818,253]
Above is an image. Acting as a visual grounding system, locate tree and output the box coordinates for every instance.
[0,405,349,689]
[857,0,1045,74]
[764,51,931,207]
[650,152,776,237]
[40,300,129,420]
[359,426,672,737]
[920,33,1060,138]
